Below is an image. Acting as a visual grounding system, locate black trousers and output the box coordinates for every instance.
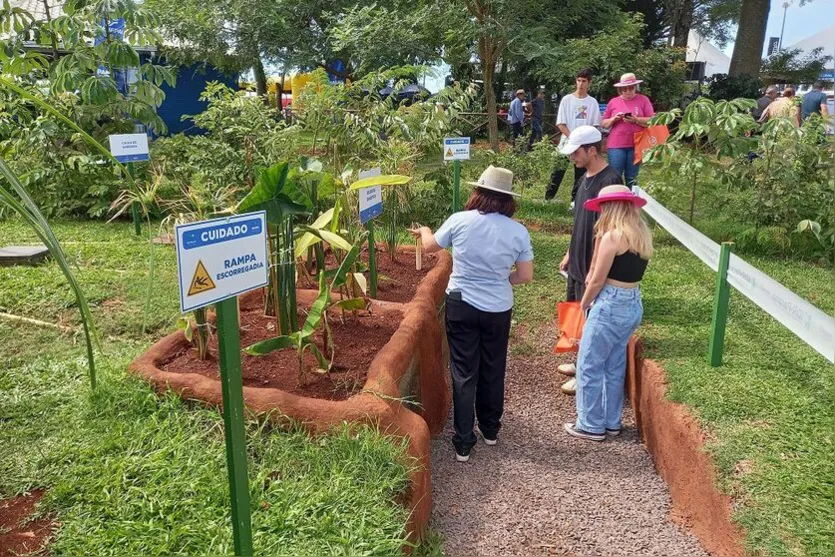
[445,294,513,453]
[527,119,543,150]
[566,274,586,302]
[511,121,523,141]
[545,164,585,201]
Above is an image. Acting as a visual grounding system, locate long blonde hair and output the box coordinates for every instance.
[595,201,653,259]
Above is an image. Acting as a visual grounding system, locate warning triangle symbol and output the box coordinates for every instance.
[187,260,216,296]
[446,148,453,157]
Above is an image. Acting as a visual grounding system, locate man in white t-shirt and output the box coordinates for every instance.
[545,68,602,201]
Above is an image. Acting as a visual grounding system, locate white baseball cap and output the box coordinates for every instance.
[559,125,602,155]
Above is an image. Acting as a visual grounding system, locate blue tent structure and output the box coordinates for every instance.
[156,63,239,135]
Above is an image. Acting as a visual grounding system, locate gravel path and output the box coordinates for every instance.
[430,328,708,556]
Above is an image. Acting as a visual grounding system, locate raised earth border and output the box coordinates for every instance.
[628,338,746,556]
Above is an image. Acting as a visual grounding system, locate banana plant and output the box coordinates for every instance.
[0,155,99,389]
[294,204,353,276]
[246,257,367,385]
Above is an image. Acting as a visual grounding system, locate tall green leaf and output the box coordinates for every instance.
[334,298,367,311]
[0,156,99,389]
[301,272,331,338]
[331,242,362,290]
[294,227,353,258]
[349,174,411,190]
[244,334,297,355]
[305,340,330,370]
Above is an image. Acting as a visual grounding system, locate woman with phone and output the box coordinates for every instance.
[410,166,534,462]
[601,73,655,187]
[564,185,652,442]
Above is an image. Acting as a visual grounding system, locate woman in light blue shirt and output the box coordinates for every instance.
[410,166,533,462]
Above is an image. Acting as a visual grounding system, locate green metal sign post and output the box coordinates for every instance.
[215,296,254,556]
[126,162,141,236]
[452,159,461,213]
[367,221,378,298]
[708,242,734,367]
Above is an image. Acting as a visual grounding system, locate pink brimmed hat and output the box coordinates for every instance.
[614,72,643,88]
[584,185,647,212]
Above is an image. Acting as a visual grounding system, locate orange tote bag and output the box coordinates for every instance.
[553,301,586,354]
[633,125,670,165]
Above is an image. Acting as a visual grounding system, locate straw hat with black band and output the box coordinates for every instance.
[467,165,521,197]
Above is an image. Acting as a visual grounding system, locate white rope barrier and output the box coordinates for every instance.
[634,186,834,364]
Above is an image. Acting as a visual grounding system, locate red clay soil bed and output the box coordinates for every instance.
[159,297,402,401]
[0,490,53,557]
[317,248,437,304]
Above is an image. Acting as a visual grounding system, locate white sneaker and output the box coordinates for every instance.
[476,426,497,446]
[560,377,576,395]
[606,428,622,437]
[557,363,576,376]
[563,423,605,442]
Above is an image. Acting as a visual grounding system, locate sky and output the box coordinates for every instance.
[721,0,835,57]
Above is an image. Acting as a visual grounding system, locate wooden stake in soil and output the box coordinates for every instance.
[415,235,423,271]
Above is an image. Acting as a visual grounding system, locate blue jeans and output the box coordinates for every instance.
[575,284,643,434]
[607,147,639,187]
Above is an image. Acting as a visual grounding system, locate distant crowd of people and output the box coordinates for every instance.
[754,81,830,126]
[506,69,655,195]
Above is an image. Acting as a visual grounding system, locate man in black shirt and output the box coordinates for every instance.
[556,126,622,386]
[527,89,545,150]
[559,126,622,301]
[753,86,777,121]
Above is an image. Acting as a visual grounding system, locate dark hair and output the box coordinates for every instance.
[537,89,546,96]
[466,187,516,217]
[580,141,602,154]
[783,87,795,97]
[577,68,593,80]
[814,81,825,89]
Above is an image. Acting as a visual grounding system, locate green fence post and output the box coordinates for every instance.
[452,159,461,213]
[127,162,141,236]
[215,297,254,556]
[708,242,734,367]
[367,221,378,298]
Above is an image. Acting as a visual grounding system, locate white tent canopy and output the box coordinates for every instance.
[685,30,731,77]
[784,24,835,58]
[784,24,835,77]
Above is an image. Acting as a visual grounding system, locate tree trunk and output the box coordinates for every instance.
[670,0,693,48]
[484,62,499,151]
[728,0,770,77]
[253,57,268,101]
[481,42,499,150]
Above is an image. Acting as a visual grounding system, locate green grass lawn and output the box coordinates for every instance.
[511,185,834,556]
[0,219,417,555]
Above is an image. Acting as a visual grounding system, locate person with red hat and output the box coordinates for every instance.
[563,185,653,442]
[601,73,655,188]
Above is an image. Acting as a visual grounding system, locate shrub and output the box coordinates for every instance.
[707,74,763,102]
[0,88,127,218]
[644,101,833,263]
